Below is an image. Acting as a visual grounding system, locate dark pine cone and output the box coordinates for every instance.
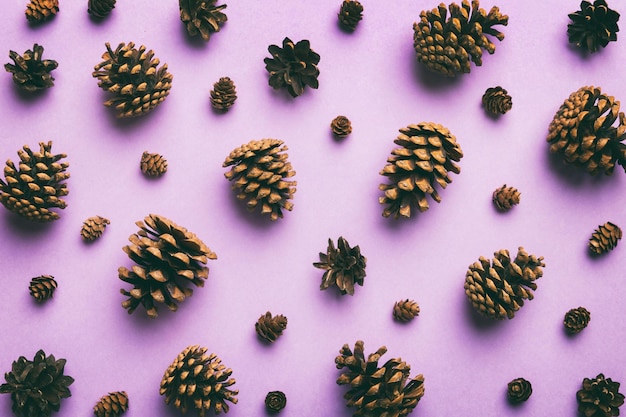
[482,86,512,115]
[568,0,620,53]
[264,37,320,97]
[0,350,74,417]
[160,345,238,416]
[5,44,58,92]
[93,391,128,417]
[210,77,237,111]
[577,374,625,417]
[81,215,110,241]
[331,116,352,138]
[589,222,622,254]
[179,0,227,41]
[118,214,217,318]
[140,151,168,177]
[507,378,532,403]
[338,0,363,31]
[393,299,420,322]
[314,237,366,296]
[255,312,288,343]
[29,275,57,302]
[25,0,59,22]
[564,307,591,334]
[492,184,520,211]
[88,0,116,19]
[265,391,286,412]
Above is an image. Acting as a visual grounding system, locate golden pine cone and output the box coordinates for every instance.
[93,391,128,417]
[492,184,520,211]
[81,215,110,241]
[577,374,625,417]
[140,152,168,177]
[568,0,620,53]
[338,0,363,31]
[4,44,58,92]
[564,307,590,334]
[314,237,366,296]
[88,0,116,19]
[331,116,352,138]
[588,222,622,254]
[210,77,237,111]
[180,0,227,41]
[29,275,57,302]
[482,86,512,115]
[25,0,58,22]
[264,37,320,97]
[255,312,287,343]
[393,299,420,322]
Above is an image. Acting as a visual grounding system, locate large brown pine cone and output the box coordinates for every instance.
[210,77,237,111]
[81,215,110,241]
[577,374,624,417]
[507,378,532,403]
[564,307,590,334]
[29,275,57,302]
[5,44,58,92]
[589,222,622,254]
[338,0,363,31]
[482,86,512,115]
[93,391,128,417]
[264,37,320,97]
[25,0,58,22]
[140,152,168,177]
[568,0,620,53]
[179,0,227,41]
[393,299,420,322]
[88,0,116,19]
[314,237,366,296]
[255,312,288,343]
[492,184,520,211]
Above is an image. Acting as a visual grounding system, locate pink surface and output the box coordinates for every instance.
[1,1,625,416]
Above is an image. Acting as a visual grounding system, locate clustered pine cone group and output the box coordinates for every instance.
[93,391,128,417]
[81,215,110,241]
[393,299,420,322]
[264,391,287,412]
[568,0,620,53]
[29,275,57,302]
[314,237,366,296]
[5,44,58,92]
[331,116,352,138]
[88,0,116,19]
[482,86,512,115]
[588,221,622,254]
[255,312,288,343]
[577,374,624,417]
[264,37,320,97]
[210,77,237,111]
[140,151,168,177]
[492,184,520,211]
[564,307,591,334]
[507,378,532,403]
[179,0,228,41]
[25,0,58,22]
[338,0,363,31]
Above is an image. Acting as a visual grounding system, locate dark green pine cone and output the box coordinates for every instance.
[507,378,532,403]
[264,37,320,97]
[5,44,58,92]
[577,374,625,417]
[88,0,116,19]
[265,391,286,412]
[338,0,363,30]
[568,0,620,53]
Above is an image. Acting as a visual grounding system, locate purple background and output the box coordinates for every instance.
[1,1,625,416]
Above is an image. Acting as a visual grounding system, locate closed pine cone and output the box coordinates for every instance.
[255,312,287,343]
[4,44,58,92]
[0,141,69,222]
[393,299,420,322]
[88,0,116,19]
[265,391,286,412]
[564,307,590,334]
[577,374,625,417]
[81,216,110,241]
[464,247,545,320]
[589,222,622,254]
[29,275,57,302]
[568,0,620,53]
[338,0,363,31]
[507,378,532,403]
[180,0,227,41]
[379,122,463,218]
[331,116,352,138]
[413,1,508,76]
[547,86,626,175]
[223,139,297,221]
[25,0,58,22]
[314,237,366,296]
[492,184,520,211]
[93,391,128,417]
[210,77,237,111]
[264,37,320,97]
[140,152,168,177]
[161,346,238,415]
[482,86,512,115]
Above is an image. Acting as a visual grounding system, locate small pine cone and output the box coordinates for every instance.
[568,0,620,53]
[0,141,70,222]
[314,237,366,296]
[140,152,168,177]
[464,247,545,320]
[413,1,508,76]
[264,37,320,97]
[29,275,57,302]
[25,0,59,22]
[338,0,363,31]
[223,139,297,221]
[210,77,237,111]
[88,0,116,19]
[5,44,58,92]
[180,0,227,41]
[93,391,128,417]
[81,216,110,241]
[331,116,352,138]
[577,374,625,417]
[507,378,532,403]
[492,184,520,211]
[482,86,512,115]
[589,222,622,254]
[255,312,287,343]
[564,307,591,334]
[393,299,420,322]
[547,86,626,175]
[265,391,286,412]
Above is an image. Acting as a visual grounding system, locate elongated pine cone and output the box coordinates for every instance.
[0,141,69,222]
[265,391,286,412]
[160,345,238,415]
[140,151,168,177]
[180,0,227,41]
[88,0,116,19]
[507,378,532,403]
[568,0,620,53]
[25,0,58,22]
[464,247,545,320]
[547,86,626,175]
[336,341,425,417]
[255,312,287,343]
[492,184,520,211]
[92,42,173,118]
[5,44,58,92]
[264,37,320,97]
[413,1,508,77]
[0,350,74,417]
[379,123,463,218]
[577,374,624,417]
[338,0,363,31]
[118,214,217,318]
[564,307,590,334]
[223,139,297,221]
[314,237,366,296]
[93,391,128,417]
[482,86,512,115]
[589,222,622,254]
[331,116,352,138]
[81,215,110,241]
[393,299,420,322]
[210,77,237,111]
[29,275,57,302]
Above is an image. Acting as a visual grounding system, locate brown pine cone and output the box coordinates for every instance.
[29,275,57,302]
[5,44,58,92]
[93,391,128,417]
[564,307,590,334]
[331,116,352,138]
[568,0,620,53]
[314,237,366,296]
[393,299,420,322]
[88,0,116,19]
[577,374,625,417]
[482,86,512,115]
[140,152,168,177]
[264,37,320,97]
[589,222,622,254]
[507,378,532,403]
[81,216,110,241]
[210,77,237,111]
[180,0,227,41]
[492,184,520,211]
[255,312,287,343]
[25,0,59,22]
[265,391,286,412]
[338,0,363,31]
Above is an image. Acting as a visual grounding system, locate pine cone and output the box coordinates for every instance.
[25,0,58,22]
[314,237,366,296]
[379,122,463,218]
[577,374,625,417]
[160,345,238,416]
[265,391,286,412]
[564,307,591,334]
[331,116,352,138]
[210,77,237,111]
[255,312,287,343]
[93,391,128,417]
[0,350,74,417]
[338,0,363,31]
[0,141,70,222]
[264,37,320,97]
[568,0,620,53]
[92,42,173,118]
[547,86,626,175]
[492,184,520,211]
[464,247,545,320]
[482,86,512,115]
[507,378,532,403]
[81,215,110,241]
[118,214,217,318]
[179,0,227,41]
[393,299,420,322]
[29,275,57,302]
[140,151,168,177]
[5,44,58,92]
[589,222,622,254]
[413,1,508,77]
[335,341,425,417]
[88,0,116,19]
[223,139,297,221]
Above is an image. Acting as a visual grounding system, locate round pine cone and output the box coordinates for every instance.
[93,391,128,417]
[314,237,366,296]
[5,44,58,92]
[92,42,173,118]
[255,312,287,343]
[492,184,520,211]
[223,139,297,221]
[29,275,57,302]
[210,77,237,111]
[577,374,625,417]
[140,151,168,177]
[88,0,116,19]
[482,86,512,115]
[379,122,463,218]
[564,307,591,334]
[331,116,352,138]
[393,299,420,322]
[568,0,620,53]
[264,37,320,97]
[413,1,508,76]
[180,0,227,41]
[338,0,363,31]
[0,141,70,222]
[464,247,545,320]
[118,214,217,318]
[589,222,622,254]
[265,391,286,412]
[25,0,58,22]
[160,345,238,415]
[507,378,532,403]
[0,350,74,417]
[81,215,110,241]
[547,86,626,175]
